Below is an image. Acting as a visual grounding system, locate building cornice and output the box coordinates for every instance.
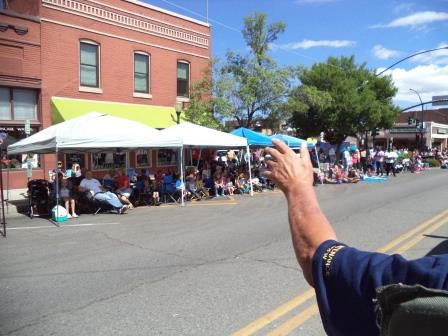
[41,18,210,59]
[42,0,209,49]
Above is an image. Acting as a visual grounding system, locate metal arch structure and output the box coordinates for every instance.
[0,162,6,237]
[400,99,448,113]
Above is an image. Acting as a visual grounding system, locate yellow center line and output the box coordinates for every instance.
[231,289,315,336]
[268,214,448,335]
[394,218,448,255]
[266,304,319,336]
[377,209,448,253]
[231,208,448,336]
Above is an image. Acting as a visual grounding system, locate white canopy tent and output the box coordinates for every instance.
[8,112,182,216]
[159,122,248,148]
[8,112,182,154]
[160,122,252,203]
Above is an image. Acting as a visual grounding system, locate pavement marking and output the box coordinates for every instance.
[394,217,448,255]
[8,222,120,230]
[231,208,448,335]
[377,208,448,253]
[231,289,315,336]
[266,304,319,336]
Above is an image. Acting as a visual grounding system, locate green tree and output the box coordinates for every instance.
[182,63,222,130]
[287,56,400,154]
[214,13,296,129]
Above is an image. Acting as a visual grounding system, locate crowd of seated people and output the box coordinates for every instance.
[42,144,447,218]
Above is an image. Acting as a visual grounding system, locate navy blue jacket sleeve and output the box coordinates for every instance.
[312,240,448,336]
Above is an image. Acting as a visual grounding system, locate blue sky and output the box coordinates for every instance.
[145,0,448,109]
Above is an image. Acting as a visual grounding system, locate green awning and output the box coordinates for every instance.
[51,97,179,129]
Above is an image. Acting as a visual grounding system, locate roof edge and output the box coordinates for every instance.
[122,0,210,27]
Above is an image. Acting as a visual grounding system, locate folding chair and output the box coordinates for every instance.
[161,175,180,204]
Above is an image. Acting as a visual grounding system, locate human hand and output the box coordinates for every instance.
[263,140,314,197]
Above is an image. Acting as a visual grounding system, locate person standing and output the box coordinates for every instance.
[374,147,385,176]
[343,146,352,173]
[263,140,448,336]
[360,147,368,174]
[385,147,398,177]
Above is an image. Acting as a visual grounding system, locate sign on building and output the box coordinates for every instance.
[432,95,448,106]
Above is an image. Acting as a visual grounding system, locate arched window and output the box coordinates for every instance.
[80,40,100,88]
[177,60,190,98]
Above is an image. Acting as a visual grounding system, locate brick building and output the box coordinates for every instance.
[1,0,211,190]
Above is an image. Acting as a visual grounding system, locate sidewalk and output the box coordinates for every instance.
[1,188,29,218]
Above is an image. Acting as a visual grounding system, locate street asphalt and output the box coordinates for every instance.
[0,169,447,336]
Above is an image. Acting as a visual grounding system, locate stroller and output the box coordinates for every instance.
[28,179,51,218]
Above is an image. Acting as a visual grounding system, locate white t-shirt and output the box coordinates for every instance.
[80,178,102,194]
[385,151,398,163]
[344,150,352,165]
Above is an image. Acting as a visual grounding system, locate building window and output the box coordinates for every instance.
[0,87,38,121]
[157,149,177,167]
[80,41,100,88]
[0,126,41,170]
[177,61,189,98]
[134,53,149,94]
[135,149,151,168]
[64,154,86,172]
[92,152,127,170]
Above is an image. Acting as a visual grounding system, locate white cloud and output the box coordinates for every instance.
[295,0,337,5]
[371,11,448,28]
[378,65,448,106]
[393,3,414,14]
[410,43,448,65]
[372,45,402,60]
[270,39,355,51]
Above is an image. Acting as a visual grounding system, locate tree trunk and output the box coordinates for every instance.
[334,137,346,163]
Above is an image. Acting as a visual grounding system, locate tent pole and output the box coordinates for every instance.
[55,149,60,219]
[314,145,323,185]
[196,149,202,170]
[180,147,185,206]
[246,145,253,196]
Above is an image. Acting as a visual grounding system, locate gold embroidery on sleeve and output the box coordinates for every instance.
[323,245,345,277]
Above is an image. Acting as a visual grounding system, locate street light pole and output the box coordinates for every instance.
[409,88,424,151]
[358,46,447,149]
[376,46,448,77]
[175,101,183,124]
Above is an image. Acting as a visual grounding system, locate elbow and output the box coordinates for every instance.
[298,252,315,287]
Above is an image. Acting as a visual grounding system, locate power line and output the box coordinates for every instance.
[157,0,240,32]
[154,0,334,66]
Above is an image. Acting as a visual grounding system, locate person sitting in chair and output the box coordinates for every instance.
[60,178,78,218]
[78,171,127,214]
[186,171,206,200]
[115,168,134,209]
[175,173,190,200]
[236,172,250,194]
[213,173,225,197]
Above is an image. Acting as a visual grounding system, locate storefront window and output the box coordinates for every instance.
[157,149,177,166]
[136,149,151,167]
[0,87,37,121]
[0,126,40,169]
[64,154,86,170]
[92,152,127,170]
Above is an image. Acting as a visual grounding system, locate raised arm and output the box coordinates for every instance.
[263,140,337,286]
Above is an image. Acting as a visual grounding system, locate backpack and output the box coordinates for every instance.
[375,283,448,336]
